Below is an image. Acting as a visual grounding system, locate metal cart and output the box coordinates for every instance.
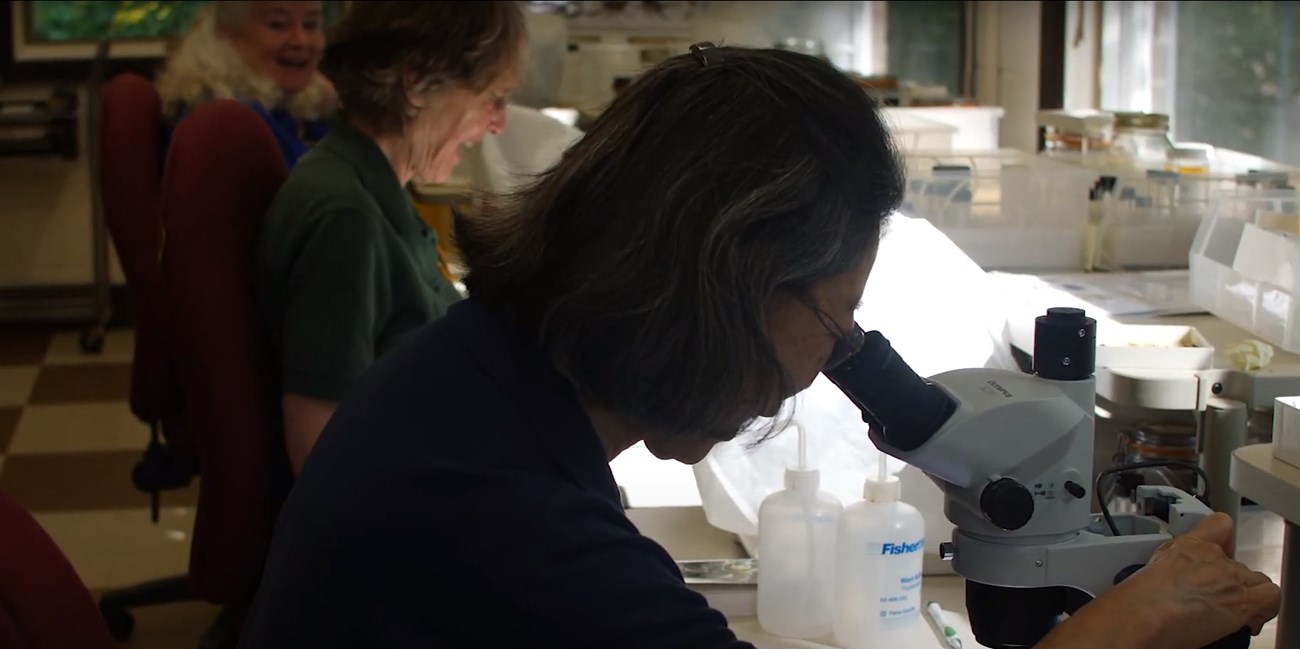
[0,41,114,353]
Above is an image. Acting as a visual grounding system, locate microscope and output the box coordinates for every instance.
[825,307,1250,649]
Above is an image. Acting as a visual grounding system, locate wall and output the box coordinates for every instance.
[974,1,1043,151]
[1064,0,1101,110]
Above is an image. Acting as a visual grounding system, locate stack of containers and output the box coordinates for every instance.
[1038,110,1300,272]
[1086,167,1298,272]
[899,149,1097,271]
[1189,190,1300,354]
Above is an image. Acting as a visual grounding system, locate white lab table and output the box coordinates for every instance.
[630,506,1279,648]
[1233,445,1300,649]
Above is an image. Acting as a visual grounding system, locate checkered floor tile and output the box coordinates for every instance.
[0,324,216,648]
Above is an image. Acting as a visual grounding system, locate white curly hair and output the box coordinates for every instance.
[155,1,336,120]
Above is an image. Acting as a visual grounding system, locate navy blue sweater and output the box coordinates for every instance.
[239,298,752,649]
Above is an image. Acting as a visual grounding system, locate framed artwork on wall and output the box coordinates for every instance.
[2,0,347,81]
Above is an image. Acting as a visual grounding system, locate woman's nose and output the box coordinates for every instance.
[286,24,308,47]
[487,107,507,135]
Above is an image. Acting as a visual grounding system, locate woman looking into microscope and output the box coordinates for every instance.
[240,44,1279,649]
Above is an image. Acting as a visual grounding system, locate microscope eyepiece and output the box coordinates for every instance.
[1032,307,1096,381]
[824,329,958,452]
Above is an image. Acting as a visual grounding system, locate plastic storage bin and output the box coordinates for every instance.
[1048,146,1299,271]
[1189,191,1300,354]
[1088,170,1213,271]
[883,111,956,152]
[887,106,1004,151]
[900,149,1096,270]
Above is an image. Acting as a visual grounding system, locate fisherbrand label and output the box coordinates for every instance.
[880,539,924,555]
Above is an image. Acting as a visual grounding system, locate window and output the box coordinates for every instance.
[1174,2,1300,166]
[886,1,964,96]
[1102,1,1300,166]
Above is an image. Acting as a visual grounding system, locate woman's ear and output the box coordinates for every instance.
[403,70,431,109]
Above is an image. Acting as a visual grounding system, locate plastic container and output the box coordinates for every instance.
[1038,109,1115,158]
[900,149,1097,270]
[1189,190,1300,354]
[1089,170,1206,271]
[833,463,925,649]
[1061,146,1300,271]
[1110,112,1175,170]
[890,106,1005,151]
[1167,144,1213,175]
[883,111,957,152]
[756,424,843,639]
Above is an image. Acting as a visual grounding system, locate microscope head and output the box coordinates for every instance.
[824,308,1097,530]
[825,308,1101,647]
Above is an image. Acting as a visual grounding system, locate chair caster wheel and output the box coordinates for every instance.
[80,327,105,354]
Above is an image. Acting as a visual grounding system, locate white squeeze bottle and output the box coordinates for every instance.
[833,456,926,649]
[756,423,842,639]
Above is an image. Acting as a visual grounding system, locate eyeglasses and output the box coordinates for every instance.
[808,304,866,371]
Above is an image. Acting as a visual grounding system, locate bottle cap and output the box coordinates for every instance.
[864,474,901,502]
[785,467,821,493]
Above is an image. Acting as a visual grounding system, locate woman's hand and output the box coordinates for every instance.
[1040,512,1280,649]
[1136,512,1279,643]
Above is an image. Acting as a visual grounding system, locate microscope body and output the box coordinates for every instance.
[827,308,1237,649]
[878,366,1213,645]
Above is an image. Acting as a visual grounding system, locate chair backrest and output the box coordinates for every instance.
[0,490,116,649]
[160,100,289,604]
[98,71,163,295]
[97,70,188,449]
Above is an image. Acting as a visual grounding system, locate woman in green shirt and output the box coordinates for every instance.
[255,1,526,476]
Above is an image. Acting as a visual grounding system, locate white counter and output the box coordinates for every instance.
[629,506,1280,648]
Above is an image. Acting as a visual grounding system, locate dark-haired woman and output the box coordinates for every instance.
[242,44,1279,649]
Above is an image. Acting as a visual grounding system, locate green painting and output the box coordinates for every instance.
[26,1,345,44]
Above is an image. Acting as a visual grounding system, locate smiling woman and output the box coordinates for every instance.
[252,1,527,479]
[154,0,339,169]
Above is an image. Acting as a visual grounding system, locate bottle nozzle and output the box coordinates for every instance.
[785,422,820,492]
[865,453,900,502]
[796,422,807,471]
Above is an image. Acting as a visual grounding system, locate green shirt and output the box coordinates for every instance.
[256,117,461,402]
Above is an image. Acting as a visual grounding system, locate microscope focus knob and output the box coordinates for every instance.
[980,478,1035,530]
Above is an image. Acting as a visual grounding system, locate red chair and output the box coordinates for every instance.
[96,70,169,436]
[159,100,290,628]
[94,63,201,640]
[97,67,197,493]
[0,490,116,649]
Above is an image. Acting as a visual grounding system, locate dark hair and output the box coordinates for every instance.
[457,46,904,440]
[321,1,526,134]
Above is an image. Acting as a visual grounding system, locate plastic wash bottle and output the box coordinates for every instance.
[833,456,926,649]
[756,423,842,639]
